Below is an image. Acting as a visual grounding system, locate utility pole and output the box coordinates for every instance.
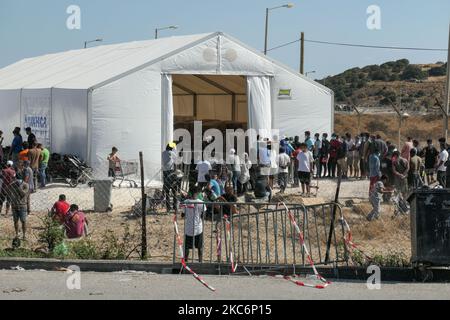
[264,8,269,55]
[436,98,448,140]
[139,152,148,260]
[444,23,450,142]
[300,32,305,74]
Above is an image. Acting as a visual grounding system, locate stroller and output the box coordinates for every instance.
[47,153,93,188]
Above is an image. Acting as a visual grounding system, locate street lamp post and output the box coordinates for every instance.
[264,3,294,55]
[155,25,178,39]
[84,38,103,49]
[305,70,316,77]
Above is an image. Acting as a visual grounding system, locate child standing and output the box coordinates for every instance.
[367,175,391,221]
[107,147,120,178]
[182,186,206,262]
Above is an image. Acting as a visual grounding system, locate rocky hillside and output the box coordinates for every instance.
[318,59,447,112]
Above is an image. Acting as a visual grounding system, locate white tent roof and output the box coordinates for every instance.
[0,32,331,94]
[0,33,212,90]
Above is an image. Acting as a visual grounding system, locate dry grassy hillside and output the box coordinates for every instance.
[335,113,447,144]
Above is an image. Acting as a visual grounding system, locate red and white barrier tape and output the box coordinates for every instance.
[173,215,216,292]
[279,202,331,288]
[224,215,238,273]
[339,218,372,262]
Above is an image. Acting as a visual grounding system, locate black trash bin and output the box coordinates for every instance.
[408,189,450,266]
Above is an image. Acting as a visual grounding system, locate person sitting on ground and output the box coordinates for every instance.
[254,173,272,202]
[51,194,70,223]
[9,177,30,240]
[64,204,88,239]
[367,175,392,221]
[107,147,120,178]
[204,174,221,201]
[182,186,205,262]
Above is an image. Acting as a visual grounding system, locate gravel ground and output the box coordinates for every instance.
[0,177,411,263]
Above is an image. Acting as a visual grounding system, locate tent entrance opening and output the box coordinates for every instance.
[173,74,248,136]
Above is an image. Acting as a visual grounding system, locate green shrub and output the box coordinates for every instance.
[401,65,427,80]
[68,239,100,260]
[37,216,65,253]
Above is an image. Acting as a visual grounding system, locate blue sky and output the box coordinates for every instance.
[0,0,448,79]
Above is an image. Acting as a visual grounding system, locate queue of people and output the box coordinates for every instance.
[1,126,50,189]
[162,131,450,226]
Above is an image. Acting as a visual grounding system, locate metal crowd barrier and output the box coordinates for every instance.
[173,201,348,267]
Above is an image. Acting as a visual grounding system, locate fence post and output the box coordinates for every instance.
[325,173,342,264]
[139,151,148,260]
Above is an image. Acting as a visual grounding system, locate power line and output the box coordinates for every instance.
[266,38,448,52]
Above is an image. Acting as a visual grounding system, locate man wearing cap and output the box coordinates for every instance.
[162,143,178,212]
[0,161,16,215]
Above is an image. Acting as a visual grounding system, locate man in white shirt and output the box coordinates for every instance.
[297,143,314,196]
[196,159,212,188]
[436,142,448,187]
[277,147,291,193]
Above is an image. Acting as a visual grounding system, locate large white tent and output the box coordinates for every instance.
[0,32,334,177]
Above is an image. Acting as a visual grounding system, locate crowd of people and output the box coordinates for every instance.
[0,127,88,242]
[162,131,450,227]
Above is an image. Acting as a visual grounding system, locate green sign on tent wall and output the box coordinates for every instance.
[278,89,292,100]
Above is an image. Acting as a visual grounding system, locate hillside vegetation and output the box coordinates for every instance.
[319,59,447,112]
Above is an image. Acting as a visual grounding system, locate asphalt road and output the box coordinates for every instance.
[1,270,450,300]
